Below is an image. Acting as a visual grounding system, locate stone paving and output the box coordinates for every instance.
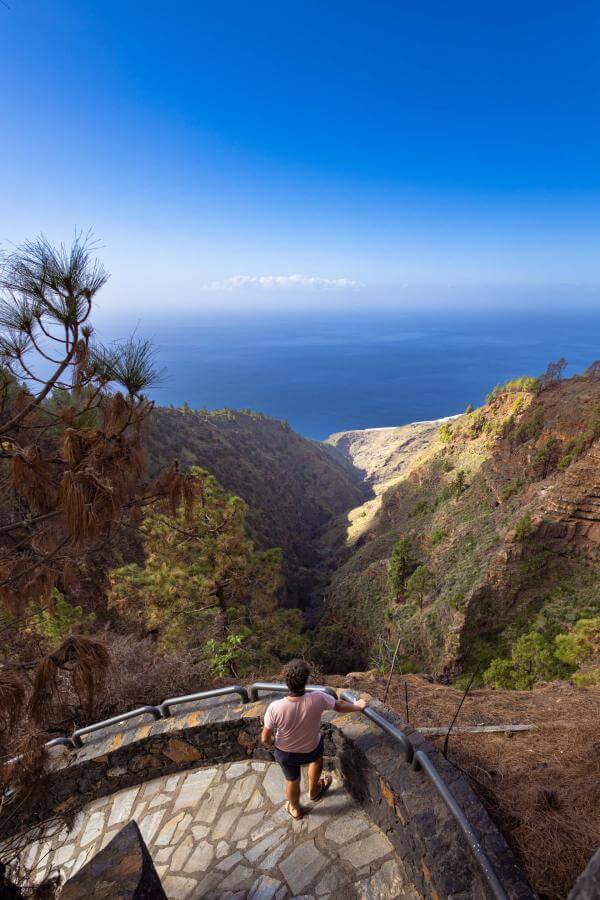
[21,760,420,899]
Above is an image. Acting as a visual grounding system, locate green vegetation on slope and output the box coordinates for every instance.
[109,467,305,676]
[147,407,368,607]
[322,371,600,683]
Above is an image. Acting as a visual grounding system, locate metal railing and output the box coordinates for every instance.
[43,683,334,750]
[159,685,250,718]
[249,682,337,702]
[341,688,509,900]
[39,684,250,751]
[340,689,414,763]
[30,681,508,899]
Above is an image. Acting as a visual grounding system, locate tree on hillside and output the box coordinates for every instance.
[406,564,435,609]
[539,357,567,389]
[0,235,189,735]
[388,536,415,597]
[109,467,306,676]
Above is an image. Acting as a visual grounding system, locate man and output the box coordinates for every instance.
[261,659,367,820]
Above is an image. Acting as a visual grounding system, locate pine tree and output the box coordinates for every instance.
[0,235,190,747]
[406,565,434,609]
[109,467,305,675]
[388,537,414,597]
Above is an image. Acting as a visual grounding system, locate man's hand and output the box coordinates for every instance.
[334,697,368,713]
[261,726,274,746]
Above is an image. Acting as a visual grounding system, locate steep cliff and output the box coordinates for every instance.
[324,375,600,676]
[326,418,452,544]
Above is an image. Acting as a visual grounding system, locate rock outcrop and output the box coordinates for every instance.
[61,821,166,899]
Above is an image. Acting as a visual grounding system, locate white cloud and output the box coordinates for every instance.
[208,274,363,291]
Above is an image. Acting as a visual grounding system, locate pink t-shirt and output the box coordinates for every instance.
[264,691,336,753]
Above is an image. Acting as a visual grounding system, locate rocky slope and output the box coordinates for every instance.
[324,374,600,676]
[146,408,368,608]
[326,417,455,544]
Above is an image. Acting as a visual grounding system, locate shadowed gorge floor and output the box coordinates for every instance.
[20,761,418,899]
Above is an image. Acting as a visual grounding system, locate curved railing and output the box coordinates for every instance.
[158,685,250,719]
[45,683,336,751]
[35,681,507,900]
[248,681,337,702]
[340,690,508,900]
[339,689,414,763]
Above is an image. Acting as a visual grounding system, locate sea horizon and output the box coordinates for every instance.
[95,306,600,440]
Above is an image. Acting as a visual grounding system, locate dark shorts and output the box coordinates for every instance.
[274,735,324,781]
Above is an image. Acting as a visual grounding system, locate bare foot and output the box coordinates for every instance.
[309,773,332,801]
[286,801,303,819]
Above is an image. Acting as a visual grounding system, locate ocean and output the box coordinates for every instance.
[103,308,600,440]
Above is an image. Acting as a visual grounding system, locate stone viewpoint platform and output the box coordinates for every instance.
[2,690,534,899]
[23,760,417,899]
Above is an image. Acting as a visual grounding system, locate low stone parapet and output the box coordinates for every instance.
[2,691,533,899]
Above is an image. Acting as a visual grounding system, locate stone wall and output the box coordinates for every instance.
[326,701,533,900]
[2,693,533,900]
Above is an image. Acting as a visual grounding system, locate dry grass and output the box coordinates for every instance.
[95,632,214,718]
[328,672,600,900]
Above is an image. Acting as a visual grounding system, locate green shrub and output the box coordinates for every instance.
[573,668,600,687]
[514,511,534,541]
[430,527,446,546]
[483,631,566,690]
[410,499,430,518]
[531,436,561,478]
[557,453,572,471]
[486,376,540,404]
[29,589,93,641]
[465,403,473,414]
[388,537,415,595]
[469,411,486,436]
[205,634,246,677]
[439,422,454,443]
[484,618,599,690]
[438,470,467,504]
[554,617,600,666]
[406,565,434,608]
[557,413,600,469]
[514,404,544,444]
[448,591,465,610]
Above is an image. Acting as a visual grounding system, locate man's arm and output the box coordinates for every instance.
[261,725,274,746]
[333,697,368,713]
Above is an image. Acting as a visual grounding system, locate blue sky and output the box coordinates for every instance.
[2,1,600,312]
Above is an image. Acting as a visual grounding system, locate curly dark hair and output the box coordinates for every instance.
[282,659,311,694]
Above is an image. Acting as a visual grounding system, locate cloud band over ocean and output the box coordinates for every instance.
[208,274,363,291]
